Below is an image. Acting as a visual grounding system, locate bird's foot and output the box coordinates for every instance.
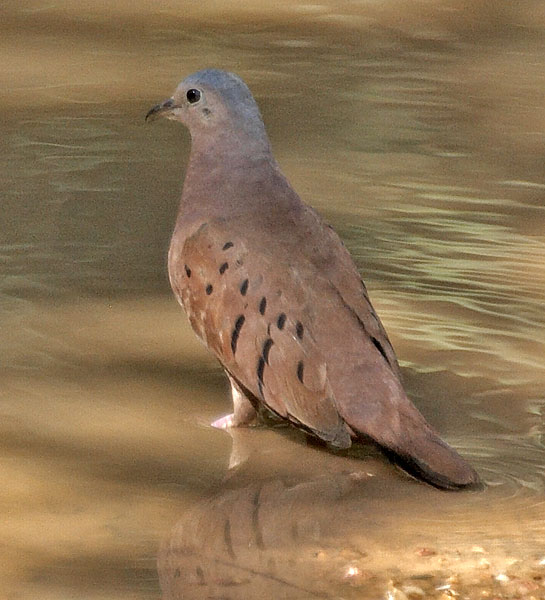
[211,413,236,429]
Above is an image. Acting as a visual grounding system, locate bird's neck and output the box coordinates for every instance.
[176,126,283,226]
[190,120,274,169]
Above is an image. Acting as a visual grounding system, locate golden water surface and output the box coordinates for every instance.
[2,1,545,598]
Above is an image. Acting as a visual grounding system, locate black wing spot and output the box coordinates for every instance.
[231,315,245,354]
[219,262,228,274]
[222,241,234,250]
[295,321,304,339]
[277,313,286,330]
[251,489,265,550]
[296,360,304,383]
[259,296,267,315]
[371,336,389,363]
[184,265,191,277]
[223,519,236,560]
[195,566,205,584]
[205,284,213,295]
[262,338,273,365]
[240,278,249,296]
[257,356,265,384]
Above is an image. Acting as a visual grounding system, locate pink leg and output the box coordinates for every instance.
[211,413,236,429]
[211,375,257,429]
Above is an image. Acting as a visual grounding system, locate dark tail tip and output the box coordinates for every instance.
[382,446,483,491]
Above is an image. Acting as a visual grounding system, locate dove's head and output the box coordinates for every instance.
[146,69,268,143]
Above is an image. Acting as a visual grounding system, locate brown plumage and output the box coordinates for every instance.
[147,69,481,490]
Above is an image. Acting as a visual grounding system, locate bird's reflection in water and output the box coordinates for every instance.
[157,425,545,599]
[158,427,390,599]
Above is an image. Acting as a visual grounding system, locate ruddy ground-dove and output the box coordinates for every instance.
[146,69,480,490]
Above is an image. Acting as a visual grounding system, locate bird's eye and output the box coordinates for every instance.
[186,89,201,104]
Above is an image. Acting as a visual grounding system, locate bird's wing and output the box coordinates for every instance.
[172,218,480,489]
[300,205,403,380]
[172,219,352,448]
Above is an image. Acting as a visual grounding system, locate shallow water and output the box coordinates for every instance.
[2,1,545,598]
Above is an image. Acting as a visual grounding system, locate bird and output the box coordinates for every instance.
[146,68,481,490]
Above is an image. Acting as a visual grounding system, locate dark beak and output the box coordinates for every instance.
[145,98,176,122]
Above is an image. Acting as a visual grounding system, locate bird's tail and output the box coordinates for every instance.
[372,418,482,490]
